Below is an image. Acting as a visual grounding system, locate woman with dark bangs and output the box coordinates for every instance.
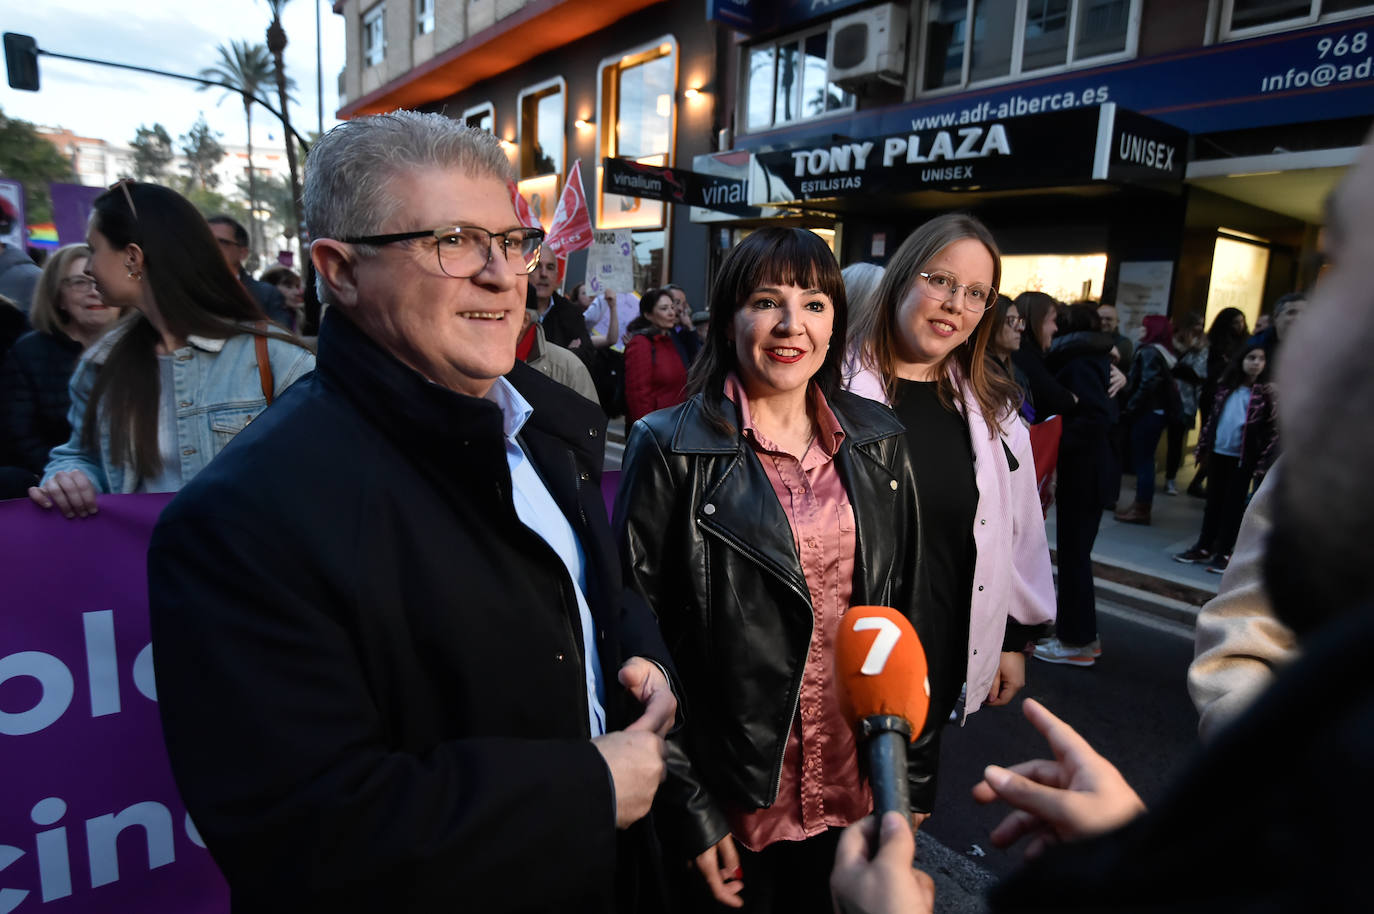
[615,228,929,913]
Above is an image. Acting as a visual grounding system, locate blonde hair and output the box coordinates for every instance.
[29,244,92,336]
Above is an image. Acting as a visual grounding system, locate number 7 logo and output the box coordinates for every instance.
[852,616,901,675]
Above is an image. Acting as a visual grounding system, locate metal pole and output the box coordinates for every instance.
[316,0,324,136]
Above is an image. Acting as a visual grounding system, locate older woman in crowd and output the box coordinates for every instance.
[0,243,122,495]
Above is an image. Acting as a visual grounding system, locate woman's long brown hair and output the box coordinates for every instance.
[81,182,310,482]
[849,212,1021,437]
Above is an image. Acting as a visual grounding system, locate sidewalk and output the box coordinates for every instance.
[1046,470,1221,623]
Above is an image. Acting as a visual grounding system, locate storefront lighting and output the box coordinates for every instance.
[575,117,595,130]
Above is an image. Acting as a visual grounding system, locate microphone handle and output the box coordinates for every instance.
[861,715,912,820]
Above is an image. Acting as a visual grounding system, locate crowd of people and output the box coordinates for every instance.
[0,107,1362,914]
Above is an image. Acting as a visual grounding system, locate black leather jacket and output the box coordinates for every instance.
[614,389,935,859]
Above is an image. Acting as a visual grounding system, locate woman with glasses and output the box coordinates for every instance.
[986,295,1032,420]
[848,213,1055,738]
[616,228,929,912]
[27,181,314,518]
[0,244,122,496]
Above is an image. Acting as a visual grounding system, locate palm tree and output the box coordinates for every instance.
[264,0,306,254]
[199,40,274,262]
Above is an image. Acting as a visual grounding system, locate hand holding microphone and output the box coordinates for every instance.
[835,606,931,823]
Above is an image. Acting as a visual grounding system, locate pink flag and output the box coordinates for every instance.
[545,160,593,256]
[508,180,539,230]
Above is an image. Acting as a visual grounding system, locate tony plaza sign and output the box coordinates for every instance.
[749,104,1185,206]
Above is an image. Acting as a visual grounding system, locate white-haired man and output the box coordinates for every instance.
[148,111,676,913]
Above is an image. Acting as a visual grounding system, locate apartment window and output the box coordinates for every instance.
[923,0,1138,92]
[597,38,677,234]
[745,28,855,132]
[596,38,678,288]
[463,102,494,133]
[1222,0,1374,38]
[363,4,386,68]
[416,0,435,36]
[518,79,565,178]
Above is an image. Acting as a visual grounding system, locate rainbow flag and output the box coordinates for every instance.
[27,222,59,249]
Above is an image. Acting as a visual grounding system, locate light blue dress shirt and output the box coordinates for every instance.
[485,378,608,737]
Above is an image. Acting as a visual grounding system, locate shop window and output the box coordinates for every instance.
[1222,0,1374,38]
[744,27,855,133]
[1205,233,1270,333]
[999,254,1108,304]
[462,102,494,133]
[518,79,565,179]
[363,4,386,69]
[922,0,1138,92]
[416,0,434,36]
[597,37,677,251]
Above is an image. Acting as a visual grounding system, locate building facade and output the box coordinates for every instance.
[335,0,1372,329]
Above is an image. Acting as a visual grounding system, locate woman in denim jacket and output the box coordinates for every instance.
[29,182,314,517]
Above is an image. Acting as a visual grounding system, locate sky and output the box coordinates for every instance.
[0,0,347,152]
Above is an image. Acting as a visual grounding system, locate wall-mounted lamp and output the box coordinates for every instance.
[574,117,595,130]
[683,82,713,100]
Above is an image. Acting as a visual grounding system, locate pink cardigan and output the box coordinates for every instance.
[847,364,1056,718]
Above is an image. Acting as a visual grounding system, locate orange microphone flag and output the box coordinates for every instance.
[835,606,931,741]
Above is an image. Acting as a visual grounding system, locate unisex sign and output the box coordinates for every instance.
[602,157,755,215]
[0,495,229,913]
[751,105,1179,205]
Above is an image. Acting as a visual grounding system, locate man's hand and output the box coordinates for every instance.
[971,699,1145,859]
[986,651,1026,706]
[591,658,676,829]
[694,834,744,908]
[618,657,676,738]
[29,470,99,518]
[830,812,934,914]
[1108,364,1127,397]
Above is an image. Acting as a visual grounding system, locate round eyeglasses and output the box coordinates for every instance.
[61,276,98,291]
[918,270,997,313]
[342,225,547,279]
[1004,315,1026,330]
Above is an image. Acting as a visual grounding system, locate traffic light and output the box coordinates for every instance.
[4,33,40,92]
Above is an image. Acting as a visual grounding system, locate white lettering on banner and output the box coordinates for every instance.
[1260,31,1369,93]
[701,182,746,206]
[0,610,155,737]
[6,798,203,903]
[801,176,863,194]
[881,124,1012,167]
[921,166,973,182]
[1116,133,1176,172]
[790,142,876,177]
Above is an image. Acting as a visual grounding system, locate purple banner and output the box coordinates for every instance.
[48,184,104,249]
[0,495,229,913]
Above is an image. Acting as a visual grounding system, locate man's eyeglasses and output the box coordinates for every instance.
[61,276,98,291]
[342,225,546,279]
[1004,315,1025,330]
[918,270,997,313]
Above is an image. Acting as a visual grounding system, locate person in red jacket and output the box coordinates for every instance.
[624,287,692,424]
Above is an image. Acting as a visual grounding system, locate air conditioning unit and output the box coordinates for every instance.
[828,3,908,91]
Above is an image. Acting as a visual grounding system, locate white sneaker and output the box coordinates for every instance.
[1164,480,1179,496]
[1032,637,1096,667]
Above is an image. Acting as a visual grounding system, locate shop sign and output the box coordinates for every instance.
[603,157,756,216]
[749,107,1107,204]
[1095,106,1189,185]
[733,15,1374,144]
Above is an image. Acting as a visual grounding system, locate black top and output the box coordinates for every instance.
[892,378,976,711]
[0,328,82,472]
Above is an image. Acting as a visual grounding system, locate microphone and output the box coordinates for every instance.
[835,606,931,821]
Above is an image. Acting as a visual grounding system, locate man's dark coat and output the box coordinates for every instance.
[148,311,672,913]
